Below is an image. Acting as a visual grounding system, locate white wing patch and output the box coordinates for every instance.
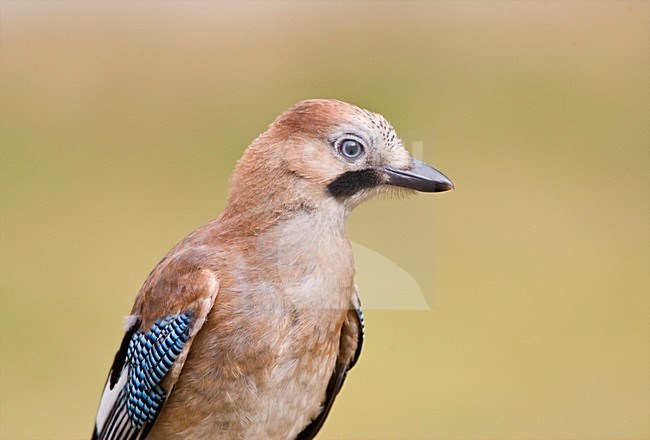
[95,367,128,434]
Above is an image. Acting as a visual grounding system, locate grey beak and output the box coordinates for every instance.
[384,159,454,192]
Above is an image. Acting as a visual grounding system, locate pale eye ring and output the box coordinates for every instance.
[337,138,364,159]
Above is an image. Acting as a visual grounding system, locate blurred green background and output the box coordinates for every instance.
[1,1,648,439]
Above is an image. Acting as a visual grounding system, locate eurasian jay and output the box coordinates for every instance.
[91,99,453,440]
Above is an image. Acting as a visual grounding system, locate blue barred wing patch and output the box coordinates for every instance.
[125,313,191,429]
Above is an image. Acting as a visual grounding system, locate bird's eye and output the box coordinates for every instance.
[338,139,364,159]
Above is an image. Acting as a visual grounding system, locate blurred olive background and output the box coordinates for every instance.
[1,1,648,439]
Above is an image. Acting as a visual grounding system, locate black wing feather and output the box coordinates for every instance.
[296,300,365,440]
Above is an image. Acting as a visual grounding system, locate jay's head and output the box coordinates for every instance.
[229,99,453,213]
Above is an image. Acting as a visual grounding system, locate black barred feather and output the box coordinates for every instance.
[93,313,191,440]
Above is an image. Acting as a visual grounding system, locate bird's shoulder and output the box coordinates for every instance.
[132,226,224,330]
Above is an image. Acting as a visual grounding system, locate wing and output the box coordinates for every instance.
[296,292,365,440]
[92,266,219,440]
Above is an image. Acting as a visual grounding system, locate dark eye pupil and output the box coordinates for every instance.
[341,140,362,158]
